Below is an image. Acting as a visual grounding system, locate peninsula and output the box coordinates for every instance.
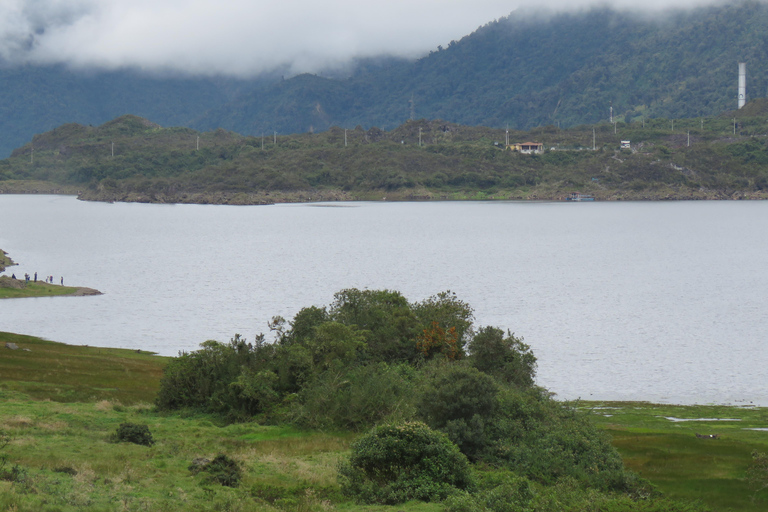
[0,249,101,299]
[3,102,768,205]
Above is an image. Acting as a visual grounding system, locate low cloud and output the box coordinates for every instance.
[0,0,730,77]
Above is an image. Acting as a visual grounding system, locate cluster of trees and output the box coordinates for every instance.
[155,289,670,508]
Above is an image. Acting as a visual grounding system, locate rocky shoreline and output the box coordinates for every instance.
[5,182,768,205]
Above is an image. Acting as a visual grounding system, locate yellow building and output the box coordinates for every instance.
[507,142,544,154]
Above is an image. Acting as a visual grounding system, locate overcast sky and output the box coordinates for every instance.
[0,0,728,77]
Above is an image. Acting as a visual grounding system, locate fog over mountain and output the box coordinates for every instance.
[1,0,729,77]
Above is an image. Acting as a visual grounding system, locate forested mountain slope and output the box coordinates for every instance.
[2,2,768,159]
[0,65,271,158]
[196,2,768,135]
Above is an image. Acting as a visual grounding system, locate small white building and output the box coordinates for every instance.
[621,140,631,149]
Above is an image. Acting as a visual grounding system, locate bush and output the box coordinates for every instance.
[189,454,242,488]
[443,475,534,512]
[114,422,155,446]
[338,421,473,504]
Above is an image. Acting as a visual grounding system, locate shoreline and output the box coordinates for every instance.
[3,186,768,205]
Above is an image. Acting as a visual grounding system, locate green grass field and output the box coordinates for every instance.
[2,332,767,511]
[583,402,768,511]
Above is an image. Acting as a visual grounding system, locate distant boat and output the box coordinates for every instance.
[566,192,595,201]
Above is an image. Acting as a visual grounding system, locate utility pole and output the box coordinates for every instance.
[344,129,347,147]
[687,131,690,147]
[30,146,33,164]
[196,136,199,151]
[592,128,596,150]
[505,125,509,146]
[111,142,114,157]
[609,102,613,123]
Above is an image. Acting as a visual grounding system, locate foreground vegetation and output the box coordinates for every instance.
[5,102,768,204]
[2,288,768,511]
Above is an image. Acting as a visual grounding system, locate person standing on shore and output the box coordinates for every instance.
[60,276,63,286]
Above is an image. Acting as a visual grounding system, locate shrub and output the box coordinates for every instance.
[338,421,473,504]
[444,474,534,512]
[189,454,242,488]
[114,422,154,446]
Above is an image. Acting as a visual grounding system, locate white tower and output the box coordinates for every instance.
[738,62,747,109]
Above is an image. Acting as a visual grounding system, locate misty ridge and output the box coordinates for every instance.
[0,0,764,158]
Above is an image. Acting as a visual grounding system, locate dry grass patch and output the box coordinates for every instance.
[2,416,34,429]
[37,420,68,431]
[94,400,116,411]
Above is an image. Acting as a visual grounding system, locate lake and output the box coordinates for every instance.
[2,195,767,406]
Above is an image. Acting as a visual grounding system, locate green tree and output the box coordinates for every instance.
[467,327,536,388]
[417,364,499,460]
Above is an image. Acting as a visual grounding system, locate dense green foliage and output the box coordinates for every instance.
[338,422,473,504]
[155,288,662,507]
[156,289,480,423]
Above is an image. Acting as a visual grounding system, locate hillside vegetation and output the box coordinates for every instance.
[4,289,768,511]
[1,283,735,512]
[3,108,768,203]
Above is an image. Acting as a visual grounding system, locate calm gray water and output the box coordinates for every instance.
[2,195,767,405]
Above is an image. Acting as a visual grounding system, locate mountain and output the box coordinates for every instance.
[1,2,768,158]
[0,65,276,158]
[195,1,768,136]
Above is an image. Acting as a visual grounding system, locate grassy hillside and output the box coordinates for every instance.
[3,110,768,204]
[0,332,166,404]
